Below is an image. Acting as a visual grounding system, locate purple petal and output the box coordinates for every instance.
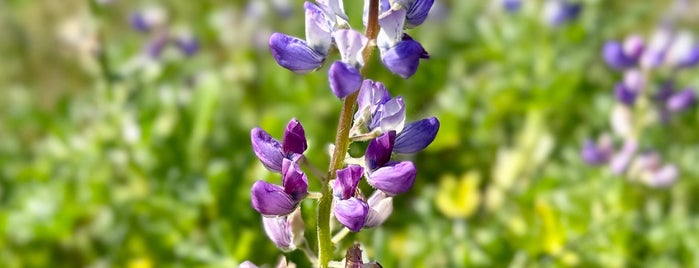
[282,118,307,155]
[367,161,417,196]
[251,180,298,216]
[650,164,679,188]
[262,216,293,251]
[614,82,637,106]
[610,140,637,175]
[667,89,697,112]
[623,35,645,60]
[333,197,369,232]
[333,29,369,67]
[622,69,644,93]
[381,38,429,79]
[364,191,393,228]
[406,0,434,28]
[678,46,699,68]
[129,11,152,32]
[333,165,364,199]
[581,139,610,165]
[282,159,308,201]
[329,61,363,99]
[269,33,325,74]
[603,41,637,70]
[394,117,440,154]
[144,33,170,59]
[251,127,284,172]
[355,80,390,120]
[175,33,199,57]
[503,0,522,13]
[543,0,581,26]
[370,97,406,132]
[365,131,396,170]
[304,1,333,54]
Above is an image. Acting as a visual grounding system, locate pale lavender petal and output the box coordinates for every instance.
[610,140,637,175]
[269,33,325,74]
[281,159,308,201]
[239,261,260,268]
[623,35,645,59]
[355,80,390,120]
[363,0,392,26]
[381,38,429,79]
[368,161,417,196]
[364,191,393,228]
[333,165,364,199]
[262,216,293,251]
[333,197,369,232]
[667,89,696,112]
[394,117,440,154]
[251,127,284,172]
[333,29,369,67]
[377,8,407,50]
[365,131,396,170]
[317,0,349,21]
[304,1,333,55]
[329,61,363,99]
[370,97,406,132]
[650,164,679,188]
[406,0,434,28]
[282,118,307,155]
[251,180,297,216]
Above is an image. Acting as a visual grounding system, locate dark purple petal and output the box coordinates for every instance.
[282,159,308,201]
[364,191,393,228]
[269,33,326,74]
[667,89,697,112]
[333,197,369,232]
[329,61,363,99]
[282,119,307,155]
[381,39,429,79]
[333,165,364,199]
[394,117,440,154]
[603,41,637,70]
[251,127,284,172]
[365,131,396,170]
[678,45,699,68]
[369,97,406,132]
[251,180,298,216]
[503,0,522,13]
[367,161,417,196]
[614,82,637,106]
[406,0,434,28]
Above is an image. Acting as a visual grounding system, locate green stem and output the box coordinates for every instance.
[317,0,380,267]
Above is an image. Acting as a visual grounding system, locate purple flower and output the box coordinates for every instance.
[333,165,364,199]
[333,197,369,232]
[614,82,637,106]
[666,89,696,112]
[144,32,170,59]
[129,7,166,33]
[251,159,308,216]
[640,29,673,69]
[623,35,645,60]
[175,33,199,57]
[404,0,434,28]
[369,96,406,132]
[610,139,637,175]
[355,80,390,120]
[262,207,304,252]
[543,0,582,27]
[381,36,430,79]
[251,119,307,172]
[364,191,393,228]
[603,41,638,70]
[367,161,417,196]
[503,0,522,13]
[269,1,335,73]
[581,136,612,165]
[329,61,363,99]
[365,131,396,170]
[393,117,440,154]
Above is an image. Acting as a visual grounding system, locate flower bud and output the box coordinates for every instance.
[329,61,363,99]
[394,117,440,154]
[333,197,369,232]
[380,37,429,79]
[282,119,308,155]
[333,165,364,199]
[367,161,417,196]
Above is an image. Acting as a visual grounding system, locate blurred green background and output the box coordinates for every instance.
[2,0,699,267]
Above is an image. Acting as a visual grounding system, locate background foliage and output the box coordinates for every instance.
[1,0,698,267]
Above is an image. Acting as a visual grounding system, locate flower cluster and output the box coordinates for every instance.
[582,27,698,187]
[129,6,199,58]
[269,0,433,86]
[245,0,440,266]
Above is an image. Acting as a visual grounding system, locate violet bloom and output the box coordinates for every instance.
[603,41,638,70]
[610,139,637,175]
[614,82,637,106]
[269,1,335,73]
[175,33,199,57]
[332,165,370,232]
[328,30,369,98]
[640,29,673,69]
[665,31,699,68]
[251,159,308,216]
[503,0,522,13]
[251,118,307,172]
[129,7,166,33]
[376,8,429,78]
[364,132,417,196]
[666,89,697,112]
[262,207,305,252]
[542,0,582,27]
[580,135,613,166]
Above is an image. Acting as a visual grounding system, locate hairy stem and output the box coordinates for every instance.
[317,0,380,267]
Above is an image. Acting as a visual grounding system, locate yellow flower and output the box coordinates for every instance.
[435,171,481,219]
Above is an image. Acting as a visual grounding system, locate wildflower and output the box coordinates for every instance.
[250,119,307,172]
[251,159,308,216]
[262,207,305,252]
